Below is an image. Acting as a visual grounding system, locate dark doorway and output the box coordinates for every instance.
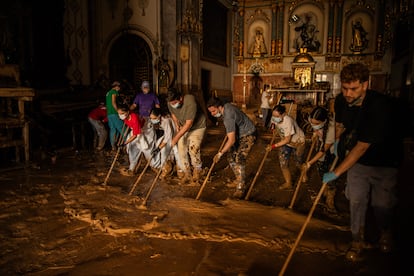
[108,33,153,93]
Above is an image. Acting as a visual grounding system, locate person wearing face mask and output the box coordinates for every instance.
[266,104,306,190]
[117,105,155,176]
[322,63,404,261]
[301,106,337,212]
[148,107,183,179]
[167,88,207,184]
[207,97,257,199]
[130,81,161,119]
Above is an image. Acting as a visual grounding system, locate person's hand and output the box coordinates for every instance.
[266,144,273,152]
[322,171,338,183]
[151,147,160,157]
[302,162,311,171]
[333,140,339,156]
[213,152,222,163]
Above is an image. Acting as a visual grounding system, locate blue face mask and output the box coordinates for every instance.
[271,116,282,123]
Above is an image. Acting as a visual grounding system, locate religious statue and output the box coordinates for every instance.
[248,27,267,57]
[350,19,368,53]
[294,14,321,52]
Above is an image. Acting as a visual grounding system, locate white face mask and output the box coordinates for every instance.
[119,114,127,120]
[170,102,181,109]
[310,121,325,130]
[213,112,222,118]
[150,118,160,124]
[271,116,282,123]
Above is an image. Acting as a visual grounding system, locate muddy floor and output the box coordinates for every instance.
[0,123,412,275]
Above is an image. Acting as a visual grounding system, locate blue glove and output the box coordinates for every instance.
[333,140,339,156]
[323,171,338,183]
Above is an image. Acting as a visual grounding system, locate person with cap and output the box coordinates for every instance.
[105,81,125,151]
[167,88,207,184]
[88,101,108,151]
[207,97,257,199]
[130,81,160,119]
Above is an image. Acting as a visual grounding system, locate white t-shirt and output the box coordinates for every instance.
[260,91,271,109]
[275,115,305,146]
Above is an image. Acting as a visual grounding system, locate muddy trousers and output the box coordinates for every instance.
[227,134,256,191]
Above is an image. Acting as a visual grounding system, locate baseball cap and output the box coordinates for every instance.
[141,81,150,88]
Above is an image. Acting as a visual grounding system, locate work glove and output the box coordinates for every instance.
[322,171,338,184]
[213,152,222,163]
[265,144,273,152]
[151,147,160,157]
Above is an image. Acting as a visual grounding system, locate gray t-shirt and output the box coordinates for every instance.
[223,103,256,137]
[168,94,206,131]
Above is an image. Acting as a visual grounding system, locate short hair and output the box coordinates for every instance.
[206,97,225,108]
[272,104,286,114]
[117,104,129,113]
[309,106,328,122]
[167,88,182,102]
[340,63,370,83]
[150,107,162,117]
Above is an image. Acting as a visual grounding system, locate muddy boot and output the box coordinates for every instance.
[279,168,292,190]
[345,240,364,262]
[379,230,393,253]
[232,183,245,199]
[192,168,205,183]
[160,161,173,179]
[324,187,337,212]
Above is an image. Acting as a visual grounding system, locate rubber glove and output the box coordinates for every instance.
[322,171,338,183]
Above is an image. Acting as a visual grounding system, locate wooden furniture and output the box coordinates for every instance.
[0,87,35,162]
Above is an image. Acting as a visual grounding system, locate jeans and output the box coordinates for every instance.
[345,163,398,240]
[107,114,125,148]
[88,118,107,149]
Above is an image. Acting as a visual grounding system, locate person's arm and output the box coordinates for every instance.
[219,131,236,154]
[171,119,193,146]
[333,141,370,177]
[111,94,118,110]
[130,103,137,111]
[307,142,333,166]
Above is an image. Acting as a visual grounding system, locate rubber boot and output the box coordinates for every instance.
[346,228,368,262]
[233,183,245,199]
[192,168,205,184]
[379,230,393,253]
[160,160,173,179]
[279,168,292,190]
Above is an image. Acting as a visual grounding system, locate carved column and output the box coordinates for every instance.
[327,1,335,54]
[335,1,343,54]
[276,3,284,56]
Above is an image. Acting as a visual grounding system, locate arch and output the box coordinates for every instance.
[100,26,158,92]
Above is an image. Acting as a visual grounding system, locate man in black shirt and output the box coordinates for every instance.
[323,63,403,261]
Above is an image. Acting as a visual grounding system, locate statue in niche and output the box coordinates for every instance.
[248,27,267,57]
[294,14,321,52]
[350,19,368,53]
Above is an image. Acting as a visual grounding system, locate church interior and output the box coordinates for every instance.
[0,0,413,164]
[0,1,413,274]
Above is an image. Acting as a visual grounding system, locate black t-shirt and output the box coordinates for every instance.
[335,90,403,167]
